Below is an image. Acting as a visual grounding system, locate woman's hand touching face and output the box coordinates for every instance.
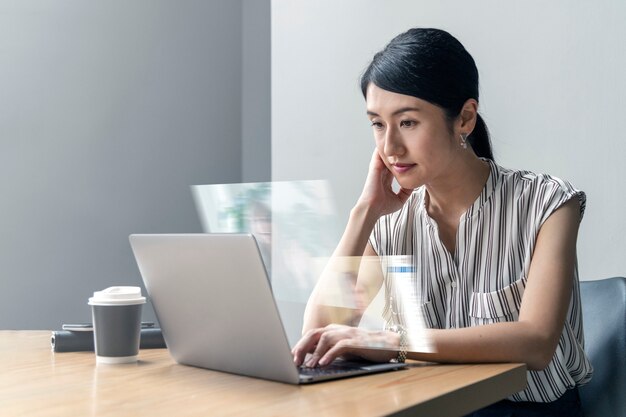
[356,149,414,217]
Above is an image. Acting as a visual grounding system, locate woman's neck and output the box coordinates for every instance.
[425,155,491,221]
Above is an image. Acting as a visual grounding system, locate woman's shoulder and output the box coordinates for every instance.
[493,161,581,197]
[491,161,586,219]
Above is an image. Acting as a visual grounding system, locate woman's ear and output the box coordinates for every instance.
[458,98,478,134]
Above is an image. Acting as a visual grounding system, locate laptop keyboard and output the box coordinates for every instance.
[298,362,363,376]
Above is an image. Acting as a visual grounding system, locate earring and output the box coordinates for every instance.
[460,133,468,149]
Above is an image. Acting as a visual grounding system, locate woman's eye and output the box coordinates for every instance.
[400,120,416,128]
[371,121,384,130]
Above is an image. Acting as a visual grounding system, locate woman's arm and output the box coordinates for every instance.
[301,209,383,332]
[298,197,581,371]
[410,197,580,370]
[302,149,413,333]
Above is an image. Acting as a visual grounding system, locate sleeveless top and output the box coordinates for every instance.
[369,160,593,402]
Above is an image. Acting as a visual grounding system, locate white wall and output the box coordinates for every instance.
[272,0,626,285]
[0,0,271,329]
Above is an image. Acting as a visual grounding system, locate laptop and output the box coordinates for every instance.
[129,233,407,384]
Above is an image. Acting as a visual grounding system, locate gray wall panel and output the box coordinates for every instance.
[0,0,244,329]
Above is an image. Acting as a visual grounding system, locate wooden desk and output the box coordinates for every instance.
[0,331,526,417]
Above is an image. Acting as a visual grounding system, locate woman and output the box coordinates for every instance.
[291,28,592,415]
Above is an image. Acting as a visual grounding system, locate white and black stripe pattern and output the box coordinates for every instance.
[369,160,593,403]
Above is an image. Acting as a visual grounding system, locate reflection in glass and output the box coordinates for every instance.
[192,181,433,352]
[192,180,339,303]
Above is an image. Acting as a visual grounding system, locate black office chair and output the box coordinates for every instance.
[579,277,626,417]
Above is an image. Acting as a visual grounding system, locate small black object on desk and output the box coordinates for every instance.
[51,323,166,352]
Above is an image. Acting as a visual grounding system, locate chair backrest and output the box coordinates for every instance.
[579,277,626,417]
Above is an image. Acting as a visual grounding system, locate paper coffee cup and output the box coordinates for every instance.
[88,286,146,364]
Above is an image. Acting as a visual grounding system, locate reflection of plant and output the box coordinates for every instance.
[218,184,271,233]
[225,196,246,232]
[246,183,271,202]
[282,203,332,256]
[215,182,335,257]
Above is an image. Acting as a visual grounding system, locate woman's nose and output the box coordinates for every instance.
[383,127,404,156]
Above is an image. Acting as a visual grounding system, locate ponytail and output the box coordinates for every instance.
[469,113,494,161]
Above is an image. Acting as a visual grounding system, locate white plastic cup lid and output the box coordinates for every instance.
[88,286,146,306]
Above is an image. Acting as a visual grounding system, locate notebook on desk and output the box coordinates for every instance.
[129,233,407,384]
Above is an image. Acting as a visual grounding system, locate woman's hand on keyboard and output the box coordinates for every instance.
[292,324,400,368]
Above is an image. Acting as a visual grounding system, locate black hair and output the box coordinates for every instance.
[360,28,494,161]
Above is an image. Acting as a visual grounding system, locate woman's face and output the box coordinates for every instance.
[366,83,461,190]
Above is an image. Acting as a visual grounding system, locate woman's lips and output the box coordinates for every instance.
[392,163,416,174]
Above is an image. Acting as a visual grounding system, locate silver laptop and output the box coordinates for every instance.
[129,233,407,384]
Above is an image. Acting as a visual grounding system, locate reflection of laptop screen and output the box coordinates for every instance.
[129,233,408,384]
[191,180,340,303]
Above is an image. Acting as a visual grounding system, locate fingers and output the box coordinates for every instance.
[368,148,389,178]
[302,325,364,368]
[304,328,340,367]
[292,325,353,368]
[380,163,394,189]
[292,324,346,365]
[360,147,414,218]
[318,339,353,366]
[369,148,384,168]
[291,328,322,366]
[371,148,413,205]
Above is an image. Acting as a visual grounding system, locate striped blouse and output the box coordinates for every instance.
[369,160,593,402]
